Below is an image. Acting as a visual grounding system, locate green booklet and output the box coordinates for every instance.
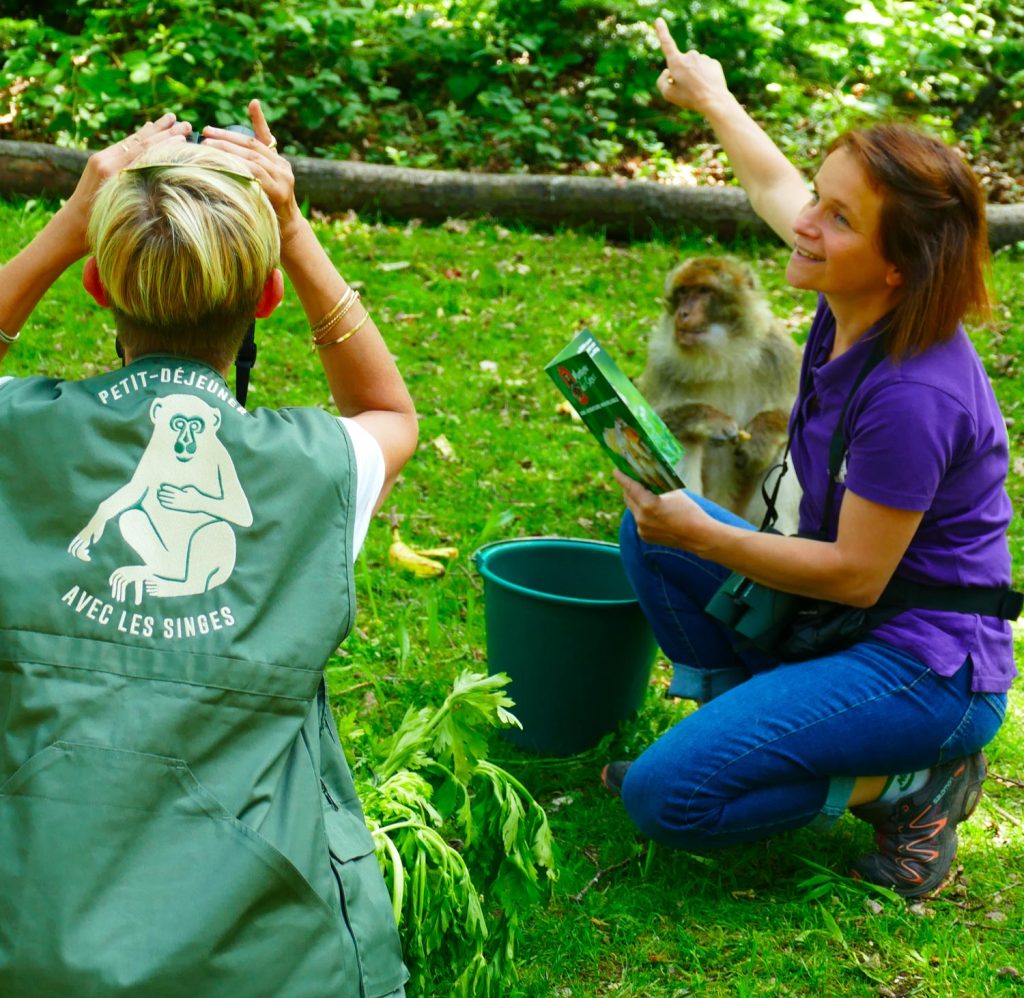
[546,329,686,493]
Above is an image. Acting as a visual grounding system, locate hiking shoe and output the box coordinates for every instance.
[601,761,633,796]
[850,751,986,898]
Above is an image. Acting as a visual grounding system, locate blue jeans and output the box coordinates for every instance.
[617,498,1007,851]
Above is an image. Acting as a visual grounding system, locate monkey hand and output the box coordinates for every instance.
[615,469,714,552]
[68,517,107,562]
[733,409,790,474]
[158,483,204,513]
[660,402,740,446]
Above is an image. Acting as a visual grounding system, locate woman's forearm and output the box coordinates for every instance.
[278,215,414,421]
[700,523,870,604]
[0,202,91,361]
[619,474,924,608]
[695,498,924,607]
[278,212,418,483]
[698,93,809,246]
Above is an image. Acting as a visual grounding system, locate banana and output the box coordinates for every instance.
[388,530,447,578]
[415,545,459,559]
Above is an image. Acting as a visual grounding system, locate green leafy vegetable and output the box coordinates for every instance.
[359,670,557,997]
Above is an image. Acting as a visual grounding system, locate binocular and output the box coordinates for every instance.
[705,572,802,654]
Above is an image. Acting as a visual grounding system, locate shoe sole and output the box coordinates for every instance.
[959,752,986,823]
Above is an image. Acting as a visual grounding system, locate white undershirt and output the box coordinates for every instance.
[0,376,385,556]
[336,416,385,556]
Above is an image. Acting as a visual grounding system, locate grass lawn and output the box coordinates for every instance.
[2,197,1022,997]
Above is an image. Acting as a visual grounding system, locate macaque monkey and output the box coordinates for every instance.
[639,256,802,532]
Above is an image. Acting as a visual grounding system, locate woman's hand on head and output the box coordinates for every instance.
[653,18,731,116]
[615,469,716,553]
[200,100,303,244]
[62,113,191,253]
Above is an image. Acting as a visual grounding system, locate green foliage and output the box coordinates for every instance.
[359,670,556,996]
[1,0,1021,176]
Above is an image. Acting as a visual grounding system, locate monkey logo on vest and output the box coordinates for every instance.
[68,394,253,606]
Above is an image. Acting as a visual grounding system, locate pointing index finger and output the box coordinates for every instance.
[654,17,681,61]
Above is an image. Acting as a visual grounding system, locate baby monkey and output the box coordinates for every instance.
[639,256,802,532]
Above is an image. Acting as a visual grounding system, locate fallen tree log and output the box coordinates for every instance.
[1,138,1021,249]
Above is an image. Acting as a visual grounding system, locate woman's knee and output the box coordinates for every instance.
[620,755,721,849]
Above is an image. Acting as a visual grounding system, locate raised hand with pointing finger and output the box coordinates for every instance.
[650,15,809,244]
[653,17,732,117]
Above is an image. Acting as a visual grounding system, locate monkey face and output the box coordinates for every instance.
[149,395,223,465]
[663,258,755,351]
[667,283,715,346]
[170,414,206,462]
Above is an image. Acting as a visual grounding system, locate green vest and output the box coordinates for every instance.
[0,357,407,997]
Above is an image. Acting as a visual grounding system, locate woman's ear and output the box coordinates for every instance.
[255,268,285,318]
[885,264,904,288]
[82,257,110,307]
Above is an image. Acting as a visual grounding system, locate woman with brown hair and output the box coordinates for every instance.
[604,19,1017,898]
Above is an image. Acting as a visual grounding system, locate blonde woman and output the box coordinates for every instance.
[0,106,414,995]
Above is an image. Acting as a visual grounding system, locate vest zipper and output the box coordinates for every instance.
[320,779,340,810]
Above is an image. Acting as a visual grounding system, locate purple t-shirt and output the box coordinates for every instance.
[789,297,1015,693]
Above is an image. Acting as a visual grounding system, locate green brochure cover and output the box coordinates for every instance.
[546,329,686,493]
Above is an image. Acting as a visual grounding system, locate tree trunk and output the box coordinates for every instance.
[1,138,1021,249]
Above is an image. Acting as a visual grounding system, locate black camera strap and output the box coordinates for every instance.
[758,442,791,532]
[757,334,884,532]
[818,335,886,536]
[876,577,1023,619]
[234,321,257,407]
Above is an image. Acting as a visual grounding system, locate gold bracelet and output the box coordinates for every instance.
[309,294,350,337]
[312,297,367,347]
[309,291,351,336]
[310,288,359,337]
[315,310,371,351]
[0,326,20,345]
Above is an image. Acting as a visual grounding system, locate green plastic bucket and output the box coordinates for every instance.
[473,537,657,755]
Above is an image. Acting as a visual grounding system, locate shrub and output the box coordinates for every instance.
[2,1,1018,179]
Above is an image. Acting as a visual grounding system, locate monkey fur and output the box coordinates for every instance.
[639,256,802,532]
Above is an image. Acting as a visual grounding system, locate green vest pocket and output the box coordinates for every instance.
[0,741,358,998]
[323,804,409,997]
